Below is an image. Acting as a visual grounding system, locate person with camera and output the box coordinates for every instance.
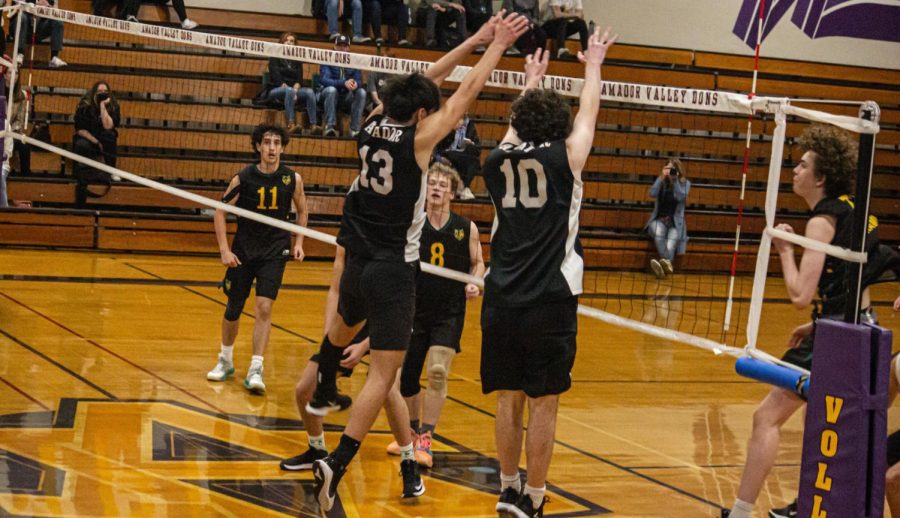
[645,158,690,279]
[72,81,121,204]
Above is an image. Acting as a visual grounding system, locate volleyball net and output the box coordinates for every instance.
[3,3,884,370]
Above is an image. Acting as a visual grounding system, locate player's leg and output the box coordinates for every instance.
[392,327,429,455]
[886,430,900,517]
[496,390,526,513]
[280,359,329,471]
[418,345,457,467]
[728,388,805,518]
[243,259,287,394]
[208,263,253,381]
[384,375,424,497]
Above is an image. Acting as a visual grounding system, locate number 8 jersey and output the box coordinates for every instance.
[338,115,427,262]
[482,140,584,308]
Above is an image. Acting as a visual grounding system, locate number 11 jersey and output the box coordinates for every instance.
[482,140,584,308]
[338,114,427,263]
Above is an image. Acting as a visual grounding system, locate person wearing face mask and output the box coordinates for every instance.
[72,80,121,204]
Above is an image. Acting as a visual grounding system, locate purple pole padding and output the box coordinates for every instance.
[798,319,892,518]
[735,357,809,397]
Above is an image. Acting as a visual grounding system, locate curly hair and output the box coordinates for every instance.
[381,73,441,122]
[250,123,289,153]
[428,160,461,193]
[510,89,571,143]
[797,124,857,198]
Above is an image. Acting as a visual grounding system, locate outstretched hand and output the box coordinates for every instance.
[524,48,550,86]
[470,10,502,46]
[577,26,617,66]
[490,12,530,50]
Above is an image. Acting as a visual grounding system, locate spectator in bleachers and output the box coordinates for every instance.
[265,32,320,135]
[72,81,121,201]
[317,35,366,137]
[326,0,371,43]
[419,1,468,49]
[120,0,199,30]
[17,0,67,68]
[501,0,544,55]
[365,43,397,112]
[2,63,32,196]
[462,0,492,35]
[434,115,480,200]
[365,0,411,46]
[645,158,690,279]
[541,0,588,59]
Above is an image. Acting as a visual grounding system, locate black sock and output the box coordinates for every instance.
[332,434,361,466]
[51,51,59,59]
[419,423,435,435]
[315,336,343,397]
[410,420,420,433]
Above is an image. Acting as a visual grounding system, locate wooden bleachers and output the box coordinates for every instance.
[2,2,897,270]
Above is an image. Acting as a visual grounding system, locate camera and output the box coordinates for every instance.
[96,92,110,103]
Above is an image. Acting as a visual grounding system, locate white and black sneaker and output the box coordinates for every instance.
[509,493,546,518]
[496,486,521,514]
[305,389,341,417]
[769,499,797,518]
[400,459,425,498]
[313,456,346,512]
[279,447,327,471]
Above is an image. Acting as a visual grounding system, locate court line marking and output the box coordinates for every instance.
[0,291,227,415]
[0,373,50,411]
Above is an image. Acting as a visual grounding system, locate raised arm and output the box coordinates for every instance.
[501,47,550,145]
[566,26,617,176]
[415,13,529,165]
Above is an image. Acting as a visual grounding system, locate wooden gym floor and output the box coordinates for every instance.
[0,248,896,517]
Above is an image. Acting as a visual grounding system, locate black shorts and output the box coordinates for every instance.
[888,430,900,467]
[337,254,417,351]
[411,312,465,354]
[480,297,578,398]
[223,258,288,301]
[782,332,815,371]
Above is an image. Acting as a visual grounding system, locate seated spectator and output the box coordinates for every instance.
[501,0,544,55]
[120,0,199,30]
[17,0,67,68]
[73,81,121,204]
[541,0,588,59]
[462,0,492,35]
[645,158,690,279]
[2,63,32,196]
[434,115,480,200]
[327,0,371,43]
[265,33,320,134]
[316,35,366,137]
[419,1,468,49]
[365,0,411,46]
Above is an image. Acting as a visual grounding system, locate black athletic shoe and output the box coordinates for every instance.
[305,386,340,417]
[769,499,797,518]
[400,459,425,498]
[720,510,730,518]
[509,493,546,518]
[279,447,327,471]
[335,392,352,411]
[496,486,521,515]
[312,455,346,512]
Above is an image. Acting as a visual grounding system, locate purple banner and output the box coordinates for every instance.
[798,319,891,517]
[733,0,900,48]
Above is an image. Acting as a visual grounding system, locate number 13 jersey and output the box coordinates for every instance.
[338,115,426,263]
[482,140,584,308]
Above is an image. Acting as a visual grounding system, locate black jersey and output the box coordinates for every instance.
[417,212,472,316]
[227,164,296,262]
[337,115,426,262]
[482,140,583,308]
[813,195,879,315]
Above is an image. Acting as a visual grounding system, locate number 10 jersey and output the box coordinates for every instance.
[338,115,427,263]
[482,140,584,308]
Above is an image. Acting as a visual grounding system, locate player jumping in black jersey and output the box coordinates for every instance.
[207,124,307,395]
[305,12,530,513]
[481,28,616,518]
[386,162,484,468]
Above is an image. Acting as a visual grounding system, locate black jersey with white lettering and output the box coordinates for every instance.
[482,140,583,308]
[337,115,426,262]
[417,212,472,316]
[226,164,296,262]
[813,195,879,315]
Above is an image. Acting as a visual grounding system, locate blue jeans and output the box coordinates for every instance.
[648,218,678,261]
[266,85,318,125]
[327,0,363,37]
[320,87,367,132]
[19,14,64,56]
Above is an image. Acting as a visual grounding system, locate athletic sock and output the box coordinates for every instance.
[523,484,545,508]
[308,433,326,452]
[410,420,420,433]
[729,499,754,518]
[249,355,264,371]
[500,472,521,493]
[399,442,415,462]
[315,337,343,395]
[220,344,234,363]
[332,434,361,467]
[419,423,435,435]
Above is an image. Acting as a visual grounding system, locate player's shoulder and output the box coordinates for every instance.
[813,195,853,218]
[450,211,472,228]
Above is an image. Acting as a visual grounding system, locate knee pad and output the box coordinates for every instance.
[224,298,245,321]
[426,346,455,399]
[399,367,422,398]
